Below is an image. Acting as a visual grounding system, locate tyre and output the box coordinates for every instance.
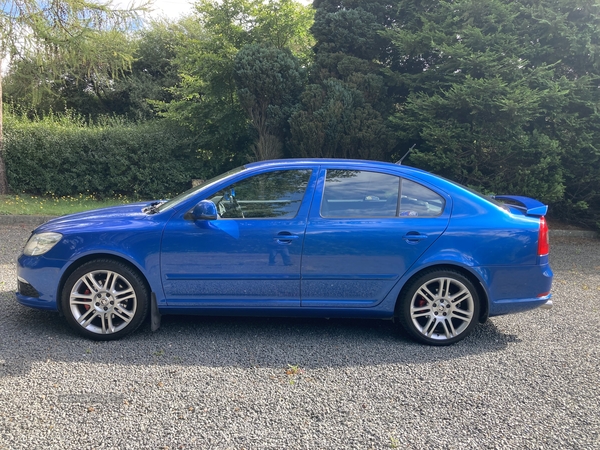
[397,269,480,346]
[61,259,149,340]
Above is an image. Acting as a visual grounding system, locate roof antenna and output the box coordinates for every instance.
[396,144,416,165]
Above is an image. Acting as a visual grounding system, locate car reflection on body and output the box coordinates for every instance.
[16,159,552,345]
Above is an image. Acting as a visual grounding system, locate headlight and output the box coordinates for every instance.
[23,232,63,256]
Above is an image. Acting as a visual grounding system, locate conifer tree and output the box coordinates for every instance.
[386,0,600,215]
[289,0,397,161]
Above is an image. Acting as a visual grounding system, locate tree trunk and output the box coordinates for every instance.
[0,58,9,195]
[249,101,283,161]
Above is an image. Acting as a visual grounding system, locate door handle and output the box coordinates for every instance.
[402,232,428,244]
[274,232,299,244]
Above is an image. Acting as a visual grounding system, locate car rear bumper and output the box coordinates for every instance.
[481,263,553,317]
[539,299,553,310]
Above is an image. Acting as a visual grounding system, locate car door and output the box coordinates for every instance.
[160,168,317,308]
[301,167,451,308]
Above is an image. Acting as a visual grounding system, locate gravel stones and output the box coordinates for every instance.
[1,226,599,449]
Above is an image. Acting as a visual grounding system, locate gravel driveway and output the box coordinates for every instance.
[0,224,599,449]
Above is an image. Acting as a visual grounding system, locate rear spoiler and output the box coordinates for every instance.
[493,195,548,217]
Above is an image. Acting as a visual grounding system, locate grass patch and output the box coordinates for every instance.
[0,194,136,216]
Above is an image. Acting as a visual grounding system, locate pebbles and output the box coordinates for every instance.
[1,226,599,449]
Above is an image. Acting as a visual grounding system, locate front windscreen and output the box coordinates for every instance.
[156,166,246,213]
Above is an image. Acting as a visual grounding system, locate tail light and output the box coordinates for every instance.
[538,216,550,256]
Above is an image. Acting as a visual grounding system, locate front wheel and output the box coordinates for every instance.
[61,259,149,340]
[397,270,480,346]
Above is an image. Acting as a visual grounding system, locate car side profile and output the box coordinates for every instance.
[16,159,553,345]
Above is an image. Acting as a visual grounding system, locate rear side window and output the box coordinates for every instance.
[321,170,399,218]
[400,179,444,217]
[321,170,444,218]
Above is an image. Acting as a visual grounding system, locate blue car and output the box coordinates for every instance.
[16,159,552,345]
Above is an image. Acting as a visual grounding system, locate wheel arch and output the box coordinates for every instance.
[394,264,489,324]
[56,253,152,316]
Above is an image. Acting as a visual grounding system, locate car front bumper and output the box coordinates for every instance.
[16,254,66,312]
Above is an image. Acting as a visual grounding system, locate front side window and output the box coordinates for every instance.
[208,170,312,219]
[321,170,445,218]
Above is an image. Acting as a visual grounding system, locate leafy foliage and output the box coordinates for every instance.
[290,79,394,160]
[157,14,252,170]
[159,0,314,166]
[3,30,138,118]
[3,0,600,229]
[3,20,180,121]
[289,0,397,161]
[0,0,148,194]
[386,0,600,227]
[234,44,304,160]
[4,113,203,198]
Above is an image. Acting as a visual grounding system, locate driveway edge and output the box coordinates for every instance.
[0,215,58,226]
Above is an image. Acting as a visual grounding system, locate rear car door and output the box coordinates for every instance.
[301,167,451,308]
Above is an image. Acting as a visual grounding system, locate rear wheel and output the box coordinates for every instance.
[61,259,149,340]
[397,270,480,346]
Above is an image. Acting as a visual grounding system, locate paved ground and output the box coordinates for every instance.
[0,225,598,449]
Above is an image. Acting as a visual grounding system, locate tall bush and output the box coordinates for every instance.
[4,113,205,198]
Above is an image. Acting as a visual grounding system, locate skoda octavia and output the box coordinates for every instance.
[16,159,553,345]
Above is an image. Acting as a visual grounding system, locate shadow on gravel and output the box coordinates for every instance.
[0,290,519,378]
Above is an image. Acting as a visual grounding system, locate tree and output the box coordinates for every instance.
[234,44,304,160]
[122,20,182,120]
[160,0,314,170]
[386,0,600,227]
[2,18,184,120]
[158,14,252,171]
[0,0,147,194]
[250,0,315,64]
[290,79,394,160]
[288,0,397,161]
[3,30,138,118]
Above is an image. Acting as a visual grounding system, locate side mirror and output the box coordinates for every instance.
[192,200,218,221]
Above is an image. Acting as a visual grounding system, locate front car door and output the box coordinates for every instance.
[301,167,451,308]
[160,168,317,308]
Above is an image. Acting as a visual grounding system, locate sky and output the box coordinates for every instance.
[148,0,196,20]
[149,0,313,20]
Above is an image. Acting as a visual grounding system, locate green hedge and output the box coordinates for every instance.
[4,115,205,199]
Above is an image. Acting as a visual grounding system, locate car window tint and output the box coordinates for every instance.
[322,170,400,218]
[400,179,445,217]
[208,170,312,219]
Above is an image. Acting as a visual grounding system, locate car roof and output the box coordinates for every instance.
[244,158,431,176]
